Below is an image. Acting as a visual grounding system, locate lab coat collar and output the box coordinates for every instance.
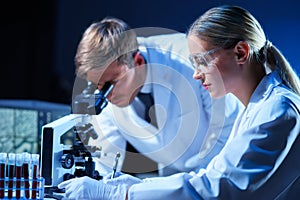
[138,47,153,94]
[247,70,282,109]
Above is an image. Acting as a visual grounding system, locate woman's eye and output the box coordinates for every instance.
[195,57,208,67]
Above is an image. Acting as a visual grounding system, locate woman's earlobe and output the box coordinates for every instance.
[234,41,250,64]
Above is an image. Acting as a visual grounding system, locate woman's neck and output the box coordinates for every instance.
[233,63,266,107]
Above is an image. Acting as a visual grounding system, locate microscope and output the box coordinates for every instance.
[41,82,114,188]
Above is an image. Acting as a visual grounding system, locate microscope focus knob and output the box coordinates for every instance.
[60,154,74,169]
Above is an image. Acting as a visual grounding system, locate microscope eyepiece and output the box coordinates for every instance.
[72,82,113,115]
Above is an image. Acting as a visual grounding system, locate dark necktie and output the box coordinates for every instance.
[137,92,155,123]
[122,92,158,175]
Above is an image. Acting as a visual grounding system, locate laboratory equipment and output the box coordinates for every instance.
[41,80,114,187]
[111,152,121,179]
[0,152,44,199]
[40,114,102,187]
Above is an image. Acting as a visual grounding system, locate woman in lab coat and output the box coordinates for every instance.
[59,5,300,199]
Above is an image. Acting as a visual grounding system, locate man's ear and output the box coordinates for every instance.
[234,41,250,64]
[133,51,145,67]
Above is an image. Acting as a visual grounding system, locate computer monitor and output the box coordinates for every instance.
[0,99,71,154]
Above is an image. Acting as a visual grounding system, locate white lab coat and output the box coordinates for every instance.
[91,33,242,175]
[127,71,300,199]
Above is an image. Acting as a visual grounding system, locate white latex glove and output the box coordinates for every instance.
[103,171,142,186]
[58,176,128,200]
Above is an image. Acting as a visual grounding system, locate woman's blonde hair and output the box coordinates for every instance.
[188,5,300,95]
[75,17,138,78]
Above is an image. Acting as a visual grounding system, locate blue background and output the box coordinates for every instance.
[1,0,299,104]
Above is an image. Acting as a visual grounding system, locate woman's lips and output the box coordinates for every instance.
[202,83,209,90]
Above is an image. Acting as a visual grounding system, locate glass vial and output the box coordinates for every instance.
[7,153,15,198]
[23,152,31,199]
[15,153,23,199]
[31,154,40,199]
[0,153,7,199]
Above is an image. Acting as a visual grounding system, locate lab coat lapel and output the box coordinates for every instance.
[150,64,173,129]
[111,104,159,140]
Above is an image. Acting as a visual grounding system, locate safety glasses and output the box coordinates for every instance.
[189,47,221,71]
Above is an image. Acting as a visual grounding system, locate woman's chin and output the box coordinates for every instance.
[210,91,226,99]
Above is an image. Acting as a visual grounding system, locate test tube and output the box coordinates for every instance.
[0,153,7,199]
[31,154,40,199]
[23,152,31,199]
[7,153,15,198]
[15,153,23,199]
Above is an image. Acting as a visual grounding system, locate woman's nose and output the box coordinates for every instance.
[193,69,205,81]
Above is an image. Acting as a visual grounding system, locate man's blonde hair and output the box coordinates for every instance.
[75,17,138,78]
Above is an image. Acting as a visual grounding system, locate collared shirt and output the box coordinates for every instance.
[138,50,152,94]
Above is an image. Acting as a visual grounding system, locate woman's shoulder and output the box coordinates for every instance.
[262,85,300,116]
